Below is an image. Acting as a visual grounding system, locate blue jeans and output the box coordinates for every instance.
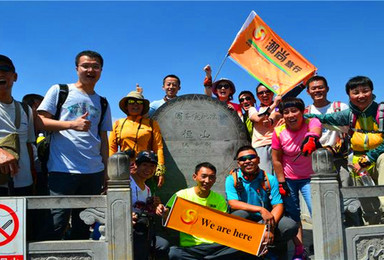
[283,178,311,222]
[48,171,104,240]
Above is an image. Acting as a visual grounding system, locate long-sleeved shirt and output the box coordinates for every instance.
[109,115,165,166]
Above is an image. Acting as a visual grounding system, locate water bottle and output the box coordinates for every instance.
[36,133,45,144]
[358,170,375,186]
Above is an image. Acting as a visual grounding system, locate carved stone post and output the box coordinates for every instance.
[311,148,345,260]
[106,152,133,260]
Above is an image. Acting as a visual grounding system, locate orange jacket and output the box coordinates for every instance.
[109,115,165,166]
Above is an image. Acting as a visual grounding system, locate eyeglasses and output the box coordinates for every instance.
[0,65,14,72]
[257,90,272,96]
[79,63,101,71]
[239,96,252,103]
[127,99,144,105]
[237,154,257,162]
[217,84,230,89]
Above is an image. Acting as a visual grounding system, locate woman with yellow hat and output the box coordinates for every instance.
[109,88,165,188]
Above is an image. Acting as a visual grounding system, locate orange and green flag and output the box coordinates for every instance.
[228,11,317,95]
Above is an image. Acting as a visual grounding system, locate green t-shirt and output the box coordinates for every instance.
[166,187,228,247]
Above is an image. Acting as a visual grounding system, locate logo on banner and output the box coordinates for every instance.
[180,209,198,225]
[253,26,266,41]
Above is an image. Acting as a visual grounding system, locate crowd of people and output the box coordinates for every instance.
[1,50,383,260]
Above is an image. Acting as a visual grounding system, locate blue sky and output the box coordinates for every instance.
[1,1,383,120]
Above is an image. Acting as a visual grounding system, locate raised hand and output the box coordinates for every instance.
[203,64,212,78]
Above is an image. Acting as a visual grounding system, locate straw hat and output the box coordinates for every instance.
[119,91,150,116]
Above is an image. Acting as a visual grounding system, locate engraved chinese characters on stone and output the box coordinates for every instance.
[152,94,249,200]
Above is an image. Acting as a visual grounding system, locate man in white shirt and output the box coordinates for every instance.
[305,75,350,187]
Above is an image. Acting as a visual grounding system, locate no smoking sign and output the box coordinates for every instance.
[0,198,26,260]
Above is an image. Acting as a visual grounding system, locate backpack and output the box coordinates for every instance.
[37,84,108,169]
[229,168,271,200]
[347,102,384,152]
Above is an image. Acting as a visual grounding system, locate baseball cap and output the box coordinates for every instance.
[0,55,15,72]
[135,150,158,165]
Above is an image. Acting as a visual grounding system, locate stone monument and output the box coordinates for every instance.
[152,94,249,201]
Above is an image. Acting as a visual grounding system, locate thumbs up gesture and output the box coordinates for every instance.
[72,112,91,131]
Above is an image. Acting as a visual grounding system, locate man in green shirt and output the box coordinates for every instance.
[156,162,258,259]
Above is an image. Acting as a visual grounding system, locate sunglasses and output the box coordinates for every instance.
[127,99,144,105]
[0,65,14,72]
[237,154,257,162]
[217,84,230,89]
[257,90,272,95]
[239,96,252,103]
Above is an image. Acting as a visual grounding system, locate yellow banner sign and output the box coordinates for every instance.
[164,197,266,256]
[228,10,317,95]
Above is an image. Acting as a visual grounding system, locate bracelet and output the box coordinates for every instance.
[155,164,166,176]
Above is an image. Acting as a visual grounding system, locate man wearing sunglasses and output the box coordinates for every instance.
[225,145,298,259]
[248,84,282,175]
[238,91,256,142]
[37,50,112,240]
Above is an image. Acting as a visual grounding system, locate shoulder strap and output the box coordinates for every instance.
[332,101,341,112]
[348,110,357,137]
[98,96,108,133]
[14,101,21,129]
[55,84,69,120]
[117,118,124,148]
[21,102,29,120]
[376,102,384,132]
[14,101,30,130]
[149,118,154,150]
[230,168,238,188]
[261,171,271,195]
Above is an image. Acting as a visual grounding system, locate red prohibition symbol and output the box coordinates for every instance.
[0,204,19,246]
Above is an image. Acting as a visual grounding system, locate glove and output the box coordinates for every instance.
[358,155,371,168]
[279,182,290,197]
[301,135,321,156]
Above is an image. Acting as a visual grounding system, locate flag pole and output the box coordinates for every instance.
[213,54,229,82]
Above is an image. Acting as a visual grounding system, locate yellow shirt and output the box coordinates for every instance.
[109,115,165,166]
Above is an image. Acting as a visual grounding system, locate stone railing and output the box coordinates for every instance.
[26,152,132,260]
[311,148,384,260]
